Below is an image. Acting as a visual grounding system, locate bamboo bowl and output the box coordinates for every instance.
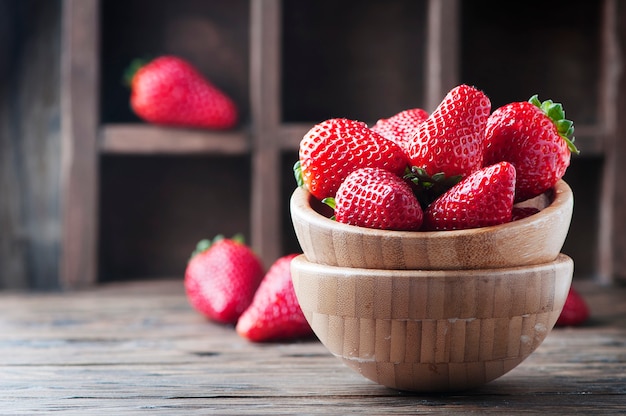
[290,180,573,270]
[291,254,574,392]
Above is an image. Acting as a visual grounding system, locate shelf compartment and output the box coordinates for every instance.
[460,0,602,125]
[98,154,251,281]
[99,0,250,125]
[281,0,428,123]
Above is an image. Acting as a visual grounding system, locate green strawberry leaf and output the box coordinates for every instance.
[293,160,305,188]
[321,197,337,220]
[123,58,148,88]
[404,166,462,209]
[529,94,580,155]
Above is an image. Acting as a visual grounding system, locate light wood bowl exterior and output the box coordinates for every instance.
[290,180,573,270]
[291,254,574,392]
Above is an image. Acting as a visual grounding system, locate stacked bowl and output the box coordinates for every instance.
[289,180,574,392]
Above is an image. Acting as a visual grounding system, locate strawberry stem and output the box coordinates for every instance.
[529,95,580,155]
[123,58,147,88]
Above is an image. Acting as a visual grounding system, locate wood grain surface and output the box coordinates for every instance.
[291,254,574,392]
[0,279,624,414]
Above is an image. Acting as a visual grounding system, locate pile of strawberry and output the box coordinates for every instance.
[295,83,588,325]
[296,84,579,232]
[184,235,313,342]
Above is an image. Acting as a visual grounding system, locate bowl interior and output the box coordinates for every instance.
[290,180,573,270]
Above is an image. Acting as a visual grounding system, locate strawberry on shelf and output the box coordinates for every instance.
[126,55,238,130]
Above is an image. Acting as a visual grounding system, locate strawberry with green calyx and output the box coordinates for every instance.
[296,118,410,200]
[423,161,516,231]
[324,167,423,231]
[484,95,578,202]
[371,108,429,152]
[407,84,491,180]
[126,55,238,129]
[184,235,264,325]
[236,254,313,342]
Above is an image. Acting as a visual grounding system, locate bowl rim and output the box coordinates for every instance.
[291,252,574,278]
[290,179,572,239]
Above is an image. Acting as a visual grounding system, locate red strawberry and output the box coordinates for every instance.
[236,254,313,342]
[184,235,264,324]
[407,84,491,180]
[327,167,423,231]
[484,95,578,202]
[127,55,238,129]
[295,118,410,200]
[423,161,516,231]
[556,287,590,326]
[371,108,429,151]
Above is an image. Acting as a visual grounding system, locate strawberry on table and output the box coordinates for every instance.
[371,108,429,152]
[126,55,238,129]
[236,254,313,342]
[325,167,423,231]
[407,84,491,180]
[184,235,264,325]
[556,287,590,327]
[423,161,516,231]
[484,95,578,202]
[295,118,410,200]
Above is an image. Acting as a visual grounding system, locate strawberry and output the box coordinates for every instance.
[371,108,429,151]
[423,161,516,231]
[325,167,423,231]
[184,235,264,324]
[295,118,410,200]
[556,287,590,326]
[126,55,238,129]
[236,254,313,342]
[407,84,491,180]
[483,95,579,202]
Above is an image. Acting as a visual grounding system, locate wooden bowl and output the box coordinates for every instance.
[290,180,573,270]
[291,254,574,392]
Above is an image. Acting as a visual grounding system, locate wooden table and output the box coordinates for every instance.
[1,279,624,414]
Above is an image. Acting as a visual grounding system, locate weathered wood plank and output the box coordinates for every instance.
[100,124,250,155]
[59,0,99,289]
[249,0,283,267]
[0,0,63,290]
[0,280,624,414]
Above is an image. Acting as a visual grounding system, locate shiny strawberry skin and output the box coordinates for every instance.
[371,108,429,152]
[184,238,264,324]
[556,287,590,326]
[298,118,410,200]
[236,254,313,342]
[130,56,238,129]
[407,84,491,179]
[333,167,423,231]
[423,161,516,231]
[484,98,574,202]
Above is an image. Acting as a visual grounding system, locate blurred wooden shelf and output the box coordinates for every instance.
[100,124,250,155]
[56,0,624,289]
